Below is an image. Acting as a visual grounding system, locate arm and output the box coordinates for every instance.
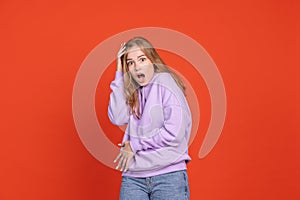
[130,77,191,153]
[108,71,130,126]
[129,100,192,172]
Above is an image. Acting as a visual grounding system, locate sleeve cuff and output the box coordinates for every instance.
[115,71,123,80]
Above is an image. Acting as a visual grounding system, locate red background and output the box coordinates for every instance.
[1,0,299,199]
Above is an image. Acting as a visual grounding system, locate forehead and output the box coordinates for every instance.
[126,47,145,59]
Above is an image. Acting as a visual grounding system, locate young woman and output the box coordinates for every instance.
[108,37,191,200]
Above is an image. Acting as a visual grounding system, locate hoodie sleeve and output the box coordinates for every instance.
[108,71,130,126]
[129,74,191,154]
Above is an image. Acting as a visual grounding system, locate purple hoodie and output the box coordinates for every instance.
[108,71,192,177]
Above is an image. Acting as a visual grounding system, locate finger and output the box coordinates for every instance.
[118,44,126,51]
[124,156,131,172]
[114,152,122,163]
[116,152,126,169]
[116,158,121,169]
[118,143,124,147]
[120,44,126,50]
[117,155,125,170]
[118,47,126,55]
[117,50,126,58]
[120,156,128,172]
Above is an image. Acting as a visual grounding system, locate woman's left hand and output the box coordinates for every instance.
[114,141,134,172]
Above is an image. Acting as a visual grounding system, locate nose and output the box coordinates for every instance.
[134,62,142,71]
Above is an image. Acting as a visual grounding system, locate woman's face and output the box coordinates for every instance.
[126,47,154,86]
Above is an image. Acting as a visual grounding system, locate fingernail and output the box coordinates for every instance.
[118,143,122,146]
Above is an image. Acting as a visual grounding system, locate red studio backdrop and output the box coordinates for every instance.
[1,0,299,199]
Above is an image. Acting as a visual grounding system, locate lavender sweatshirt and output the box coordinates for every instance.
[108,71,192,177]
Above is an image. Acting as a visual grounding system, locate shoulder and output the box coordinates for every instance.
[151,72,184,98]
[152,72,176,86]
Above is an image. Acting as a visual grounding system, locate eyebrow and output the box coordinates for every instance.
[126,54,146,61]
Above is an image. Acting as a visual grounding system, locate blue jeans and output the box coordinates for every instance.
[120,170,190,200]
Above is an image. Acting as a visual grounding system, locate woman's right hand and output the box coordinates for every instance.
[114,141,134,172]
[117,43,126,72]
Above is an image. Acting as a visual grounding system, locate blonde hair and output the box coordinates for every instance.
[121,37,186,118]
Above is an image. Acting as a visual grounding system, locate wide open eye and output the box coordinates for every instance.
[140,57,146,62]
[127,61,134,66]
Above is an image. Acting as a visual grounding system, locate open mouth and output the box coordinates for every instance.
[137,73,145,79]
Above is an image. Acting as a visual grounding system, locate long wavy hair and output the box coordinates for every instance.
[121,37,186,119]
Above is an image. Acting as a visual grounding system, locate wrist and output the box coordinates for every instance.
[117,65,122,72]
[124,141,133,153]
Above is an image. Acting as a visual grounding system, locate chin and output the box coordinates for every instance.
[140,82,149,86]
